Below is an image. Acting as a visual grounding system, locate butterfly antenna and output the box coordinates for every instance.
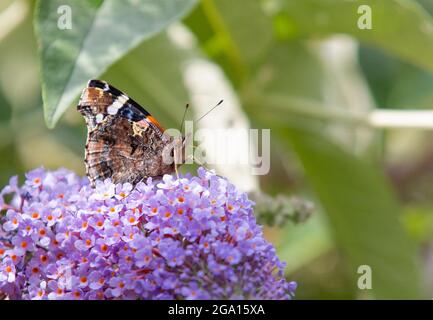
[180,103,189,134]
[195,100,223,124]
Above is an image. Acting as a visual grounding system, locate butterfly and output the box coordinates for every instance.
[77,79,187,187]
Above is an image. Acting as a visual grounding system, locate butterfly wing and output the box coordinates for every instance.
[77,79,175,187]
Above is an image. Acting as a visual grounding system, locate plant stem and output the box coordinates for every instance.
[244,92,433,130]
[201,0,247,82]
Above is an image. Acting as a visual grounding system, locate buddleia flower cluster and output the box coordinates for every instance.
[0,167,296,300]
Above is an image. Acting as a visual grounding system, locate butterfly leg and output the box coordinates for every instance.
[175,164,180,179]
[173,146,180,179]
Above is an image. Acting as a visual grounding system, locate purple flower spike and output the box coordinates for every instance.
[0,167,296,300]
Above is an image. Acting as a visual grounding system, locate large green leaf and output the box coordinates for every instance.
[190,0,273,83]
[0,88,23,186]
[236,32,422,298]
[277,212,334,275]
[283,0,433,73]
[278,126,422,299]
[34,0,197,128]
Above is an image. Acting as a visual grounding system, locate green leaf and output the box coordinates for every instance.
[282,0,433,73]
[279,126,422,299]
[249,42,324,100]
[277,212,334,274]
[34,0,197,128]
[0,88,23,186]
[239,28,422,297]
[197,0,273,82]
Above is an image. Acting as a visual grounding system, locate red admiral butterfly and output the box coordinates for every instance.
[77,79,185,187]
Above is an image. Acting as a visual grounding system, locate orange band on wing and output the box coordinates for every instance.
[146,115,165,132]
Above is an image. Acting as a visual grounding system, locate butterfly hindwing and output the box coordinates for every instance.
[77,79,175,187]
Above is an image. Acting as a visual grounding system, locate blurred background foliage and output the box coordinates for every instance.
[1,0,433,299]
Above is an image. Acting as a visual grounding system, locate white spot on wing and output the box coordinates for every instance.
[95,113,104,123]
[107,94,128,115]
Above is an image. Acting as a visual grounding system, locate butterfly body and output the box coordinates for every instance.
[77,80,177,187]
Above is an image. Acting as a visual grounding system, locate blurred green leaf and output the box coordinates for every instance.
[242,41,367,139]
[359,46,403,108]
[402,205,433,243]
[280,126,422,299]
[0,87,23,185]
[360,45,433,110]
[34,0,197,128]
[283,0,433,73]
[277,212,334,274]
[0,88,11,122]
[239,32,422,297]
[254,42,323,99]
[194,0,273,83]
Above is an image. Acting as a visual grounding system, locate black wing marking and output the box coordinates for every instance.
[87,79,151,121]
